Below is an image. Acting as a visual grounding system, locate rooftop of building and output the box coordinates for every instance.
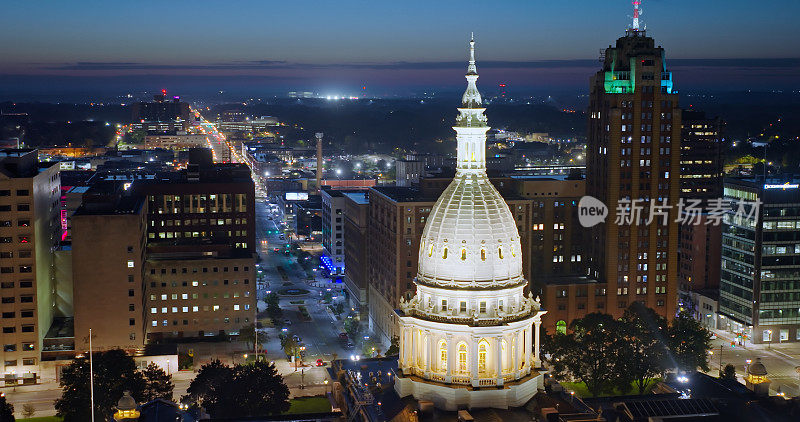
[342,191,369,205]
[371,186,438,203]
[72,181,145,216]
[0,148,53,178]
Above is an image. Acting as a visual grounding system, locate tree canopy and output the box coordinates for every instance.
[55,349,145,421]
[141,362,174,402]
[183,360,290,418]
[0,393,14,422]
[544,305,712,397]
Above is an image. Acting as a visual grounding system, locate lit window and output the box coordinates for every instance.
[127,260,134,268]
[234,304,240,311]
[161,294,167,300]
[171,307,177,313]
[182,307,188,312]
[192,306,198,312]
[460,248,467,260]
[213,305,219,311]
[150,308,157,314]
[182,294,188,300]
[151,321,157,327]
[161,307,167,313]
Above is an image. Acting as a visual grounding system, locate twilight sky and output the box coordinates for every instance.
[1,0,799,96]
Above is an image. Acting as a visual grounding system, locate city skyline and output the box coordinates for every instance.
[2,0,799,96]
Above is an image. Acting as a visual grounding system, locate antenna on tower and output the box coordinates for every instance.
[631,0,644,31]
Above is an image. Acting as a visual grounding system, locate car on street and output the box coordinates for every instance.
[338,332,348,341]
[345,342,355,349]
[283,319,292,326]
[273,247,281,252]
[316,359,325,367]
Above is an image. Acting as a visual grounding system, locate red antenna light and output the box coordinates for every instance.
[161,89,167,95]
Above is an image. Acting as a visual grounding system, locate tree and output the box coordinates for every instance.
[333,302,345,317]
[266,292,283,321]
[616,304,669,394]
[344,317,360,338]
[239,323,267,350]
[55,349,145,422]
[22,403,36,418]
[224,361,291,417]
[183,360,232,417]
[281,336,302,364]
[183,361,289,418]
[386,335,400,356]
[544,313,625,397]
[721,364,737,381]
[141,362,174,402]
[0,394,14,421]
[666,312,712,372]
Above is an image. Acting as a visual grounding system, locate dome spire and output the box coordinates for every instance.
[454,34,489,171]
[467,33,477,75]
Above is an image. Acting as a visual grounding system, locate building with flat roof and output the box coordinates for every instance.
[0,149,61,382]
[131,93,191,133]
[342,191,369,320]
[719,177,800,344]
[130,152,257,341]
[320,188,347,276]
[71,182,147,352]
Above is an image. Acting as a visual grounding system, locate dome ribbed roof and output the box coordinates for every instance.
[417,171,523,288]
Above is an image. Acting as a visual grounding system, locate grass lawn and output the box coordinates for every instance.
[286,396,331,414]
[561,378,661,398]
[18,417,63,422]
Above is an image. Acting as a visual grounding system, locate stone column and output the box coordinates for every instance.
[424,330,432,377]
[445,333,454,383]
[534,318,542,368]
[399,326,405,371]
[495,336,504,386]
[470,337,479,387]
[410,328,417,369]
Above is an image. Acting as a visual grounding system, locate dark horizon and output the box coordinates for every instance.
[2,1,799,100]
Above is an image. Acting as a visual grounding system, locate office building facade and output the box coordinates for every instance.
[585,28,681,320]
[719,178,800,344]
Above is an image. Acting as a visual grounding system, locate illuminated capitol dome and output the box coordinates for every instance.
[394,36,546,410]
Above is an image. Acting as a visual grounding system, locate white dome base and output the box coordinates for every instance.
[395,370,544,411]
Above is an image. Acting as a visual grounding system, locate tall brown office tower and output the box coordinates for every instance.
[586,25,681,320]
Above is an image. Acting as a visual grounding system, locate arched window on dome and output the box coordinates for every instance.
[428,243,434,257]
[498,246,504,259]
[439,340,447,371]
[511,245,516,257]
[457,342,468,373]
[442,247,448,259]
[480,249,486,261]
[478,340,489,373]
[460,248,467,260]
